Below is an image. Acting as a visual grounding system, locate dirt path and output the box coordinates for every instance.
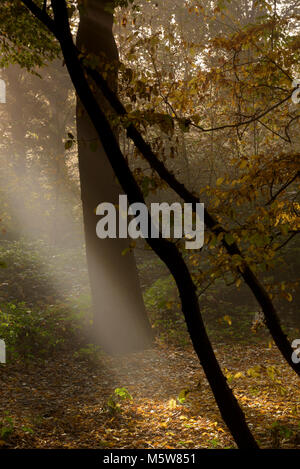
[0,343,299,449]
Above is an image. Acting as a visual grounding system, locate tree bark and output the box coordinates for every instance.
[76,0,152,354]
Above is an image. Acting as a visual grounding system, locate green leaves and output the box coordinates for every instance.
[64,140,73,150]
[0,2,60,71]
[0,414,14,442]
[114,387,132,401]
[177,388,190,404]
[177,118,191,133]
[224,233,235,246]
[64,132,75,150]
[141,176,151,197]
[105,387,133,414]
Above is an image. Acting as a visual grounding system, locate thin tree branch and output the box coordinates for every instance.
[275,232,299,251]
[21,0,57,36]
[266,171,300,206]
[190,92,293,132]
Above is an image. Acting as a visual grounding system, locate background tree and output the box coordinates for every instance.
[76,0,153,354]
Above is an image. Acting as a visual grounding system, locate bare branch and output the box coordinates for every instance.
[266,171,300,206]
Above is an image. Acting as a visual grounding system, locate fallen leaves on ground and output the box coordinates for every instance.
[0,342,299,449]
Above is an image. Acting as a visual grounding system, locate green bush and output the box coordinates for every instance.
[105,387,133,414]
[0,413,14,441]
[0,239,89,305]
[143,276,189,345]
[0,301,87,361]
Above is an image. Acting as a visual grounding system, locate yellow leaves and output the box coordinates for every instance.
[232,254,243,268]
[190,257,199,266]
[266,366,277,381]
[240,395,249,402]
[234,372,245,379]
[281,291,293,302]
[168,398,177,410]
[223,315,232,326]
[281,282,286,291]
[178,389,190,404]
[216,177,224,186]
[239,159,248,170]
[224,233,235,246]
[246,365,262,378]
[279,224,290,236]
[121,241,136,256]
[208,234,217,249]
[222,368,245,381]
[286,293,293,302]
[224,368,233,381]
[276,201,286,210]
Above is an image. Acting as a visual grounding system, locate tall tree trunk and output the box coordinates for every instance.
[76,0,152,354]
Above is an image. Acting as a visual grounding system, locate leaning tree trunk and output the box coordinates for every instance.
[76,0,152,354]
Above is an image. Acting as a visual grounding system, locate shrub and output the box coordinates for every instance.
[0,239,89,305]
[143,276,189,345]
[0,301,87,362]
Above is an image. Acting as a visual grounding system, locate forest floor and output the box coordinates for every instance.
[0,242,299,449]
[0,341,300,449]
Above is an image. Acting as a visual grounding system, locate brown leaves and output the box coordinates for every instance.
[0,343,299,449]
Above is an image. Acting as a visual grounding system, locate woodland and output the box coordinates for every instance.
[0,0,299,450]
